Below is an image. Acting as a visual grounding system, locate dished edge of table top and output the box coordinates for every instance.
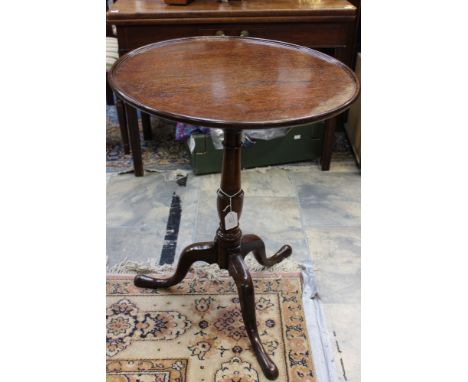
[108,36,360,129]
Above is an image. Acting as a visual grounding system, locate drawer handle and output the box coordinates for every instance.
[215,30,226,36]
[240,30,249,37]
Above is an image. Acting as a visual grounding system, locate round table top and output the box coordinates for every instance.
[109,36,359,129]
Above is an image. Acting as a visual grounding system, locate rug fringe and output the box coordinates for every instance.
[107,254,302,280]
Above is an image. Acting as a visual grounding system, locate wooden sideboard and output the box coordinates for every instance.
[107,0,358,171]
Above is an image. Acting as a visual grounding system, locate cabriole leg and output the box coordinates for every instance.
[134,241,216,289]
[240,234,292,267]
[229,253,279,380]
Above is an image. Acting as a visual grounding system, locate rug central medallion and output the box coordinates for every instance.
[106,273,316,382]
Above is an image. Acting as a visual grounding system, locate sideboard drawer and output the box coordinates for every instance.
[118,22,349,54]
[199,23,348,48]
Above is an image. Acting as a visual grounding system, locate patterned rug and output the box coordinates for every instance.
[107,273,316,382]
[106,105,191,173]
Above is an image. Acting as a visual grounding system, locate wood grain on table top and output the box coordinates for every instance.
[109,37,359,129]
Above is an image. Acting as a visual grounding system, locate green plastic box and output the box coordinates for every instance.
[187,122,323,175]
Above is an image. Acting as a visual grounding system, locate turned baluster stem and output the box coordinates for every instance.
[220,129,242,193]
[215,129,244,268]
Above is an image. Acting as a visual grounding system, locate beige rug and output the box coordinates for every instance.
[106,273,316,382]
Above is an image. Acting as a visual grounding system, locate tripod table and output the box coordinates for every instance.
[108,36,359,380]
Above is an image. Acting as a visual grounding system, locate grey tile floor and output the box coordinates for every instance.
[107,160,361,381]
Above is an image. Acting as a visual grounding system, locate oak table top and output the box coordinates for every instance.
[108,36,359,129]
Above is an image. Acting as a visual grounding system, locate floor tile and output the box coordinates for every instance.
[286,170,360,228]
[306,227,361,304]
[241,167,297,197]
[323,303,361,382]
[290,171,361,204]
[305,225,360,381]
[107,173,172,228]
[106,226,166,267]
